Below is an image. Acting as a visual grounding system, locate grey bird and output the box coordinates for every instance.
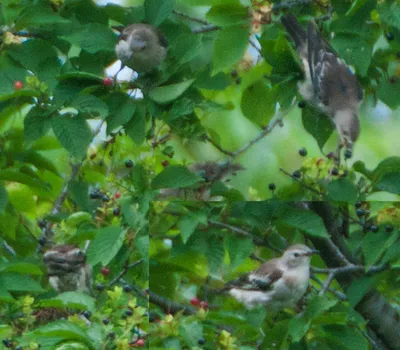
[281,14,363,161]
[224,244,318,310]
[43,245,92,294]
[115,23,168,73]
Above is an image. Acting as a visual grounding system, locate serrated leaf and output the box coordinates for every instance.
[24,106,53,144]
[125,106,146,145]
[279,208,330,238]
[152,165,202,190]
[205,234,224,276]
[206,3,249,26]
[376,78,400,108]
[378,2,400,30]
[362,231,399,268]
[105,92,136,132]
[288,316,310,343]
[304,295,338,320]
[178,211,208,244]
[0,273,44,292]
[302,105,334,150]
[326,179,358,203]
[52,114,92,158]
[212,26,249,75]
[241,80,275,127]
[148,79,195,104]
[145,0,175,26]
[226,236,254,270]
[39,292,95,312]
[15,4,70,29]
[323,325,368,350]
[86,227,126,266]
[0,262,42,275]
[180,321,203,347]
[71,95,109,117]
[346,275,381,307]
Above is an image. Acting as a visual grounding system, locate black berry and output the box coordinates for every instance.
[103,318,110,325]
[102,195,110,202]
[235,78,241,85]
[331,168,339,176]
[386,32,394,41]
[90,192,100,199]
[231,70,238,78]
[198,338,206,345]
[108,332,116,339]
[299,148,307,157]
[268,183,276,191]
[113,208,121,216]
[292,170,301,179]
[355,201,362,208]
[2,339,12,348]
[344,150,352,159]
[37,219,46,228]
[15,347,23,350]
[123,284,132,293]
[125,159,134,168]
[356,208,364,217]
[83,311,91,319]
[298,100,306,109]
[38,236,47,246]
[96,283,105,291]
[124,309,133,317]
[370,225,379,233]
[385,224,394,233]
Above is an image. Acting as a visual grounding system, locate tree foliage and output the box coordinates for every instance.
[0,0,399,349]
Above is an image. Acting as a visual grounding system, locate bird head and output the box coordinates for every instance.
[282,244,318,268]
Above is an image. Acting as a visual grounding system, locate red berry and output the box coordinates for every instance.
[101,267,110,276]
[190,297,200,306]
[103,77,113,86]
[161,160,169,167]
[114,192,121,199]
[14,81,24,90]
[136,339,145,347]
[199,301,208,309]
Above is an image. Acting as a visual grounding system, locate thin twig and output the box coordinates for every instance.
[192,25,220,34]
[279,168,324,197]
[173,10,209,25]
[310,274,347,301]
[149,290,195,315]
[319,272,336,295]
[312,264,388,275]
[2,241,16,256]
[108,259,144,287]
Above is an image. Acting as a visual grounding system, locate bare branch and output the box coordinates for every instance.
[108,259,144,288]
[149,290,195,315]
[192,25,220,34]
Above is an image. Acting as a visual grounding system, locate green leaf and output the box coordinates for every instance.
[105,92,136,132]
[378,2,400,30]
[279,208,330,238]
[11,151,59,176]
[323,325,368,350]
[125,104,146,145]
[24,106,53,144]
[39,292,95,313]
[0,273,44,292]
[212,26,249,75]
[145,0,175,25]
[86,227,126,266]
[375,173,400,194]
[15,4,69,29]
[241,80,275,127]
[148,79,195,104]
[326,179,358,203]
[0,183,8,212]
[152,165,202,190]
[304,295,338,320]
[0,169,49,190]
[61,23,117,54]
[0,56,28,99]
[206,3,249,26]
[178,211,208,244]
[371,157,400,181]
[346,275,381,307]
[205,234,224,275]
[376,78,400,108]
[288,316,310,343]
[173,34,203,65]
[362,231,399,268]
[71,95,109,118]
[302,105,335,150]
[52,114,92,158]
[180,321,203,347]
[226,236,254,270]
[0,261,42,275]
[0,212,18,239]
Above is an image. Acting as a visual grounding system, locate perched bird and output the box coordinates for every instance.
[224,244,318,310]
[157,161,244,200]
[281,14,363,160]
[43,245,92,294]
[115,23,168,73]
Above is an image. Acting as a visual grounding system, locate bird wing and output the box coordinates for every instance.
[307,22,363,109]
[226,259,283,292]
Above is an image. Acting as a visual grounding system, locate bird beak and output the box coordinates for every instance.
[303,249,319,256]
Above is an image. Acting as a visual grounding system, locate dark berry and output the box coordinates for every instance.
[103,318,110,325]
[299,148,307,157]
[355,201,362,208]
[2,339,12,348]
[37,219,46,228]
[161,160,169,167]
[83,310,91,319]
[198,338,206,345]
[123,284,132,293]
[268,183,276,191]
[364,210,371,217]
[326,152,335,159]
[15,347,23,350]
[113,207,121,216]
[356,208,364,217]
[90,192,100,199]
[125,159,134,168]
[292,170,301,179]
[90,153,97,160]
[298,100,306,109]
[370,225,379,233]
[331,168,339,176]
[385,225,394,233]
[101,267,110,276]
[102,195,110,202]
[235,78,241,85]
[190,297,200,306]
[38,236,47,246]
[344,149,352,159]
[124,309,133,317]
[96,283,105,291]
[231,70,238,78]
[108,332,115,339]
[389,76,397,84]
[386,32,394,41]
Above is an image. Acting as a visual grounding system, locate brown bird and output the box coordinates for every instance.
[281,14,363,161]
[115,23,168,73]
[43,245,92,294]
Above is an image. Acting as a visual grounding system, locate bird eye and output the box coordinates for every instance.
[294,253,300,257]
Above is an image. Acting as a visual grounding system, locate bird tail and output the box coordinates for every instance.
[281,14,307,49]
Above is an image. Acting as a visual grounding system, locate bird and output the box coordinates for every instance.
[43,245,92,294]
[115,23,168,73]
[223,244,318,310]
[157,161,245,200]
[281,14,363,161]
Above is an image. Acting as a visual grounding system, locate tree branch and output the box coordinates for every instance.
[108,259,144,287]
[173,10,209,25]
[149,290,195,316]
[279,168,324,197]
